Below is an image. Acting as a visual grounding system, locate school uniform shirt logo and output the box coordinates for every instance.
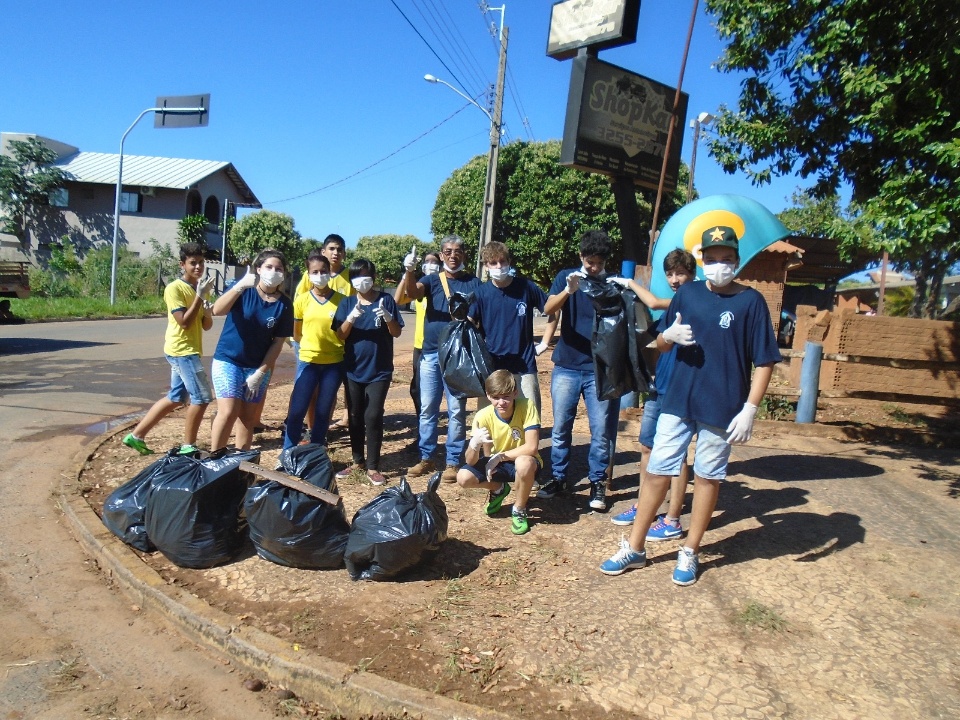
[719,311,734,329]
[517,301,527,317]
[511,428,521,441]
[266,316,277,328]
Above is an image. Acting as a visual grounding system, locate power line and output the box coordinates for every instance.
[388,0,470,93]
[262,104,473,206]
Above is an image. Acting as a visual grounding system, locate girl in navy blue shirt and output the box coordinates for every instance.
[333,259,403,485]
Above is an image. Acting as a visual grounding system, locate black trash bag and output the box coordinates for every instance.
[580,275,634,401]
[343,473,448,581]
[244,443,350,569]
[101,448,182,551]
[623,288,657,393]
[144,448,260,569]
[438,292,495,398]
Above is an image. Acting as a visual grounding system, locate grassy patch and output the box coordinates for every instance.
[758,396,797,421]
[10,295,165,321]
[541,661,590,686]
[735,600,787,632]
[883,404,927,427]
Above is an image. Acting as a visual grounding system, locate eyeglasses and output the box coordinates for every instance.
[441,248,463,256]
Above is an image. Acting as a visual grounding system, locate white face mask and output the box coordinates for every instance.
[422,262,440,276]
[351,277,374,294]
[444,261,464,273]
[309,273,330,289]
[581,264,605,279]
[258,269,284,288]
[703,262,737,288]
[487,265,511,282]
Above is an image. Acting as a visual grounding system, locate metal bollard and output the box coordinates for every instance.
[796,341,823,423]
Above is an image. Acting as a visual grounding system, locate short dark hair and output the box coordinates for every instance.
[579,230,611,258]
[253,248,287,273]
[663,249,696,275]
[423,251,441,264]
[348,258,376,280]
[179,242,205,261]
[323,234,346,250]
[306,248,329,272]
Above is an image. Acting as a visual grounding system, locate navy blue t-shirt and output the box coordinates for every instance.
[420,272,480,353]
[650,316,677,397]
[471,276,547,374]
[660,281,782,428]
[333,292,404,383]
[213,289,294,368]
[547,268,599,371]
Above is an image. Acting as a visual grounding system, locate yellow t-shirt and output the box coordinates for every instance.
[471,398,542,465]
[413,297,427,350]
[295,268,353,300]
[295,289,345,364]
[163,278,204,357]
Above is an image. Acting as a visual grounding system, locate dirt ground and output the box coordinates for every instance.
[76,353,960,719]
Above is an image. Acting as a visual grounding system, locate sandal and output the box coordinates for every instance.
[328,421,349,433]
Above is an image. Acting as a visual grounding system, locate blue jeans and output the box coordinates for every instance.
[647,413,732,481]
[283,361,343,449]
[549,366,619,483]
[418,351,467,467]
[165,354,213,405]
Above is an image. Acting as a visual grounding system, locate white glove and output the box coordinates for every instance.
[232,267,256,293]
[565,271,583,295]
[373,298,393,323]
[486,452,505,479]
[197,274,216,299]
[662,312,695,346]
[535,341,549,356]
[403,244,419,272]
[469,427,492,451]
[726,402,758,444]
[347,302,365,322]
[606,276,630,288]
[244,369,265,400]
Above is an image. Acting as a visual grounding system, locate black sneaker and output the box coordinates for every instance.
[588,482,607,511]
[536,479,565,499]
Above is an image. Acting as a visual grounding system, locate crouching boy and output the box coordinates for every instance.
[456,370,542,535]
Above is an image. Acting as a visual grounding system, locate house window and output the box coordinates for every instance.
[186,189,202,216]
[120,192,142,213]
[204,196,220,224]
[49,188,69,207]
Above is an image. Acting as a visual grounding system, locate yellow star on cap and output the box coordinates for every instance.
[709,227,726,242]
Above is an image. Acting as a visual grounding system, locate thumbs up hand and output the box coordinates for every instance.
[373,297,393,324]
[662,312,695,346]
[403,245,419,272]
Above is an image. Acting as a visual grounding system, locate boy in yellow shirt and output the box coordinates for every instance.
[456,370,542,535]
[123,242,214,455]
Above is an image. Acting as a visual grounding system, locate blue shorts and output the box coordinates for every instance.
[165,354,213,405]
[462,456,541,484]
[211,358,272,403]
[638,393,661,449]
[647,413,731,481]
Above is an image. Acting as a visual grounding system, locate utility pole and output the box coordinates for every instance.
[477,22,508,276]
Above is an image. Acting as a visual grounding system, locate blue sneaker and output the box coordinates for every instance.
[598,537,647,576]
[672,547,699,586]
[610,504,637,526]
[647,518,683,542]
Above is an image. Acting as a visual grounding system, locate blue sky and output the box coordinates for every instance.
[2,1,805,249]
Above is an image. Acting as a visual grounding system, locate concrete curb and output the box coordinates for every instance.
[63,425,511,720]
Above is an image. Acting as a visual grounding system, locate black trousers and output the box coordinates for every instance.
[345,377,390,470]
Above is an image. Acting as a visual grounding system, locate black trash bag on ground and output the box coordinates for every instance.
[343,473,448,581]
[102,448,183,551]
[144,448,260,569]
[438,292,494,398]
[244,444,350,569]
[580,277,656,401]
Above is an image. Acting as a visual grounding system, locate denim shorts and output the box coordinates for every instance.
[638,393,661,449]
[211,358,272,403]
[462,456,541,484]
[647,413,731,481]
[166,354,213,405]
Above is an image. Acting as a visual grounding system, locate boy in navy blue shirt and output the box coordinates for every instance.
[600,226,782,585]
[469,241,548,416]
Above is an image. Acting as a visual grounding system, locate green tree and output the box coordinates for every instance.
[228,210,307,269]
[431,140,685,287]
[0,137,68,243]
[354,234,428,285]
[706,0,960,318]
[177,214,209,247]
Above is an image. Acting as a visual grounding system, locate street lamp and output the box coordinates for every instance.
[425,65,505,276]
[686,111,714,203]
[110,97,209,305]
